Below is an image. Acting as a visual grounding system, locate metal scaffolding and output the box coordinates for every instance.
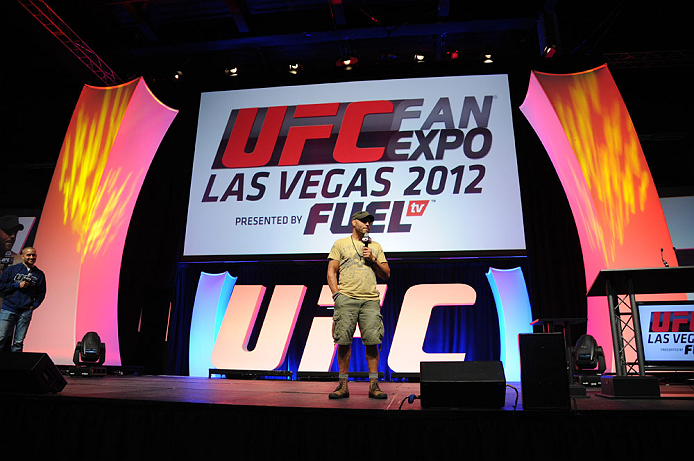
[17,0,122,85]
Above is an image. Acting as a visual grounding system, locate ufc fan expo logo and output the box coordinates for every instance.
[200,96,495,236]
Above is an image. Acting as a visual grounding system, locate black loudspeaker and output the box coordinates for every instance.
[420,361,506,408]
[0,352,67,394]
[519,333,570,409]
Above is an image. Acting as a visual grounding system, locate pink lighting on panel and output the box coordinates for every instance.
[26,78,177,365]
[520,65,682,370]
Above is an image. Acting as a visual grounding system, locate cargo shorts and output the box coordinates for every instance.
[332,293,384,346]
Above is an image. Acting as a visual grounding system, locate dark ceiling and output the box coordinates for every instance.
[11,1,693,82]
[3,0,693,209]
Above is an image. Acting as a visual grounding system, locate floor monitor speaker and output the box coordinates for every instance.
[519,333,570,409]
[0,352,67,394]
[420,361,506,408]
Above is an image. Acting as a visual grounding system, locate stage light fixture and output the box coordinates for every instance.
[70,331,107,376]
[414,53,425,63]
[73,332,106,366]
[569,334,606,387]
[483,54,493,64]
[225,67,238,77]
[174,70,183,80]
[572,334,606,372]
[543,45,557,58]
[336,56,358,69]
[288,63,303,74]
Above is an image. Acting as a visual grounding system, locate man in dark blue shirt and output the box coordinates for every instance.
[0,247,46,352]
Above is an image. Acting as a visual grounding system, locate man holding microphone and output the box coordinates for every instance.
[326,211,390,399]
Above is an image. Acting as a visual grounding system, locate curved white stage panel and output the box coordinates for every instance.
[26,78,177,365]
[520,65,683,371]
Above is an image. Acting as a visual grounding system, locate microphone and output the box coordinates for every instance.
[362,233,371,247]
[661,248,669,267]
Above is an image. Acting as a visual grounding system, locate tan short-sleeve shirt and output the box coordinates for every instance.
[328,236,387,300]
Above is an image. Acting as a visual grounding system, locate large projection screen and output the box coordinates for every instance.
[184,75,525,259]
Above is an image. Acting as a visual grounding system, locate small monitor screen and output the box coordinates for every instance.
[638,301,694,370]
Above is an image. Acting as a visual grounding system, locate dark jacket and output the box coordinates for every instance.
[0,263,46,312]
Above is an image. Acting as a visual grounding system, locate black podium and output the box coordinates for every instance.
[587,266,694,397]
[588,266,694,376]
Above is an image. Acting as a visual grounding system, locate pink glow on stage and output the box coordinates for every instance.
[388,284,477,373]
[26,78,177,365]
[520,65,682,370]
[211,285,306,370]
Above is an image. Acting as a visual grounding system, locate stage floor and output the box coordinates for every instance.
[48,374,694,411]
[4,375,694,459]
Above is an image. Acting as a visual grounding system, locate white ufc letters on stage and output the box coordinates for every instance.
[190,268,533,380]
[189,276,534,377]
[207,283,474,373]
